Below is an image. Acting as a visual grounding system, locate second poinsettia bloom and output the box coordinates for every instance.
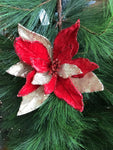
[7,20,104,116]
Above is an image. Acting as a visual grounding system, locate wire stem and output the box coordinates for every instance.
[57,0,62,31]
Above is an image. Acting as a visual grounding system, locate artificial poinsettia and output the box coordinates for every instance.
[6,20,104,116]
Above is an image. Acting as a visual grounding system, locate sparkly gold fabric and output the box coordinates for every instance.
[18,24,52,58]
[17,86,49,116]
[58,63,82,78]
[32,72,52,85]
[71,72,104,93]
[6,62,32,78]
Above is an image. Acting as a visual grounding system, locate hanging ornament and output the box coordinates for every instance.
[6,20,104,116]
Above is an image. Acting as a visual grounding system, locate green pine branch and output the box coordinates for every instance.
[1,0,113,150]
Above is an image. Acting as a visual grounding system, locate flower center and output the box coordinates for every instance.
[49,59,61,76]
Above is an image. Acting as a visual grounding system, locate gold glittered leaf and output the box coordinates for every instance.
[18,24,52,58]
[17,86,49,116]
[32,72,52,85]
[71,72,104,93]
[58,63,82,78]
[6,62,32,78]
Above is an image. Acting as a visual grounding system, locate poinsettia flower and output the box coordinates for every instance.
[6,20,104,116]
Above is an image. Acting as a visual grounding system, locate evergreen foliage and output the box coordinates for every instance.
[0,0,113,149]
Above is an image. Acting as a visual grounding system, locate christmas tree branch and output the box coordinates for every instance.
[63,16,113,36]
[0,4,30,11]
[81,16,113,36]
[31,0,51,11]
[0,0,51,11]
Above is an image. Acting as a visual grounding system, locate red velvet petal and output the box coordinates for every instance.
[54,77,84,112]
[44,76,57,94]
[14,37,51,66]
[18,70,39,97]
[53,19,80,62]
[31,58,50,73]
[56,49,72,65]
[70,58,99,78]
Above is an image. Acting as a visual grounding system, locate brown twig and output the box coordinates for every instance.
[57,0,62,31]
[0,4,31,11]
[0,0,51,12]
[81,16,113,36]
[62,16,113,36]
[31,0,51,11]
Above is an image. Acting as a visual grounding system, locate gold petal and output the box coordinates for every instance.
[71,72,104,93]
[17,86,49,116]
[32,72,52,85]
[58,63,82,78]
[6,62,32,78]
[18,24,52,58]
